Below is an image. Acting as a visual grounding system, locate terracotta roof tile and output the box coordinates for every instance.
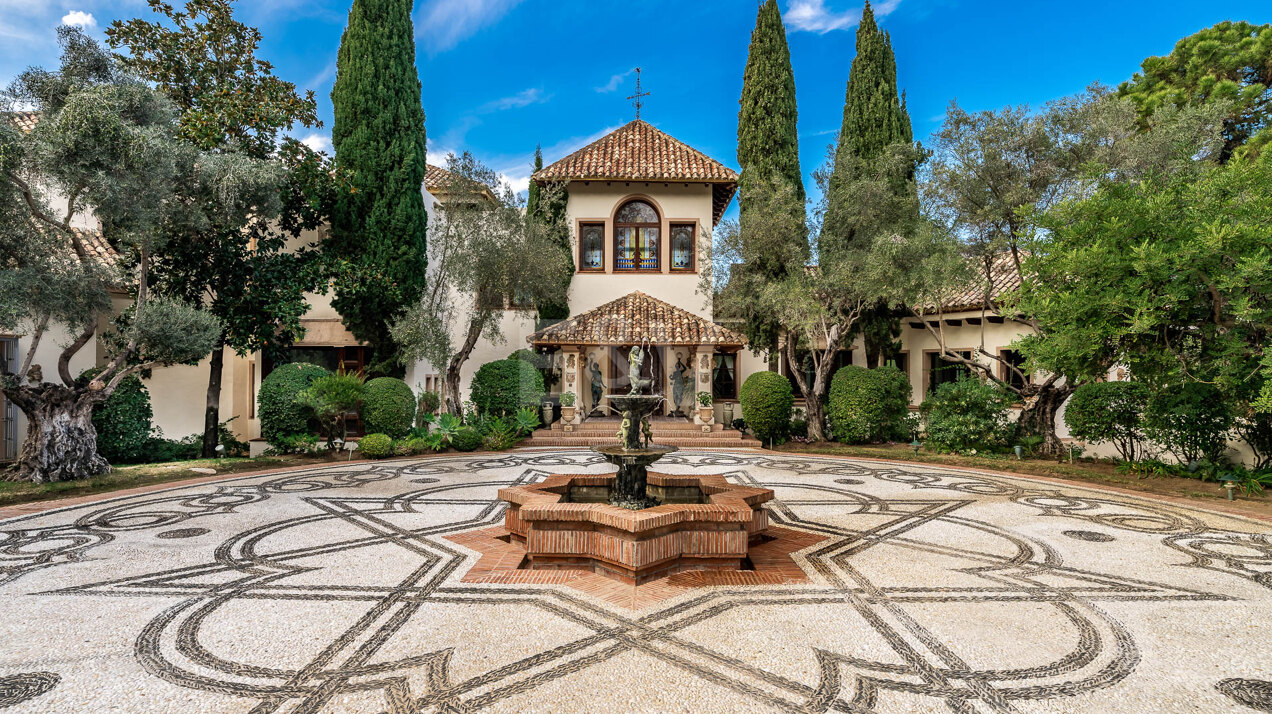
[529,291,746,347]
[534,120,738,224]
[10,111,39,133]
[73,227,119,262]
[928,252,1023,313]
[424,163,453,193]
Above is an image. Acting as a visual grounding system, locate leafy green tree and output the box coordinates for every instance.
[0,29,221,482]
[329,0,429,371]
[528,144,573,321]
[108,0,333,457]
[820,0,915,367]
[1118,21,1272,162]
[731,0,807,357]
[392,154,571,414]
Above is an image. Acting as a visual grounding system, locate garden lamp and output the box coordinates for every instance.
[215,443,225,455]
[1218,473,1240,501]
[1013,445,1023,460]
[910,437,922,457]
[333,438,344,454]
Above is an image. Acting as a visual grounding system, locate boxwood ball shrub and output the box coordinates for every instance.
[359,433,393,459]
[1143,382,1234,465]
[827,365,912,444]
[1064,381,1151,462]
[259,362,329,444]
[739,371,794,444]
[452,426,483,452]
[470,359,545,417]
[84,368,153,463]
[361,377,416,438]
[920,377,1013,453]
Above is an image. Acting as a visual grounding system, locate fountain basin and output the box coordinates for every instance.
[499,472,773,584]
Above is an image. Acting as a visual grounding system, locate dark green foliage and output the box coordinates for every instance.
[360,377,416,438]
[84,369,152,463]
[359,433,393,459]
[143,434,203,462]
[1144,382,1234,465]
[827,365,911,444]
[258,363,328,444]
[416,390,440,424]
[920,378,1012,453]
[739,371,795,445]
[470,359,546,417]
[1064,381,1151,462]
[1237,411,1272,470]
[329,0,428,366]
[480,416,518,451]
[1118,20,1272,162]
[529,145,573,322]
[296,370,365,447]
[264,433,320,455]
[734,0,807,354]
[452,426,483,452]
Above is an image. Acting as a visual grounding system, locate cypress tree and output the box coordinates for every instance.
[329,0,428,371]
[734,0,807,356]
[529,145,573,321]
[526,144,542,218]
[821,0,915,367]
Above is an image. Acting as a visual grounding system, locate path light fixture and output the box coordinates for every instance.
[215,443,225,456]
[344,440,359,461]
[1014,445,1023,461]
[333,438,343,455]
[1219,472,1240,501]
[911,437,922,457]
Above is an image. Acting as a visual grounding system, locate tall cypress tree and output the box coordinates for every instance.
[529,145,573,321]
[734,0,807,356]
[821,0,915,366]
[526,144,543,218]
[329,0,428,371]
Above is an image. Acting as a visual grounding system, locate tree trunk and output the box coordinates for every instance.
[805,394,827,442]
[201,335,225,458]
[11,385,109,483]
[444,319,484,415]
[1018,383,1076,458]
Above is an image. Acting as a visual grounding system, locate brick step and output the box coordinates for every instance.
[522,436,762,448]
[535,428,746,440]
[549,421,721,433]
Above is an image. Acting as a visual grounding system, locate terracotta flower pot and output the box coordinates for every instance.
[561,405,577,422]
[698,405,714,422]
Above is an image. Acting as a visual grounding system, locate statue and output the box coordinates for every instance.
[627,344,652,395]
[670,353,688,416]
[589,360,603,413]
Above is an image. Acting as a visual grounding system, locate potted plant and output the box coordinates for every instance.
[559,391,577,422]
[696,391,714,422]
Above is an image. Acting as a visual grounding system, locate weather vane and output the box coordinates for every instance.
[627,67,651,120]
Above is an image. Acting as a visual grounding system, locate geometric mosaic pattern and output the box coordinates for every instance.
[0,451,1269,713]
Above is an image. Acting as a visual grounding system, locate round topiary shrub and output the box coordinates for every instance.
[827,365,912,444]
[84,369,153,463]
[360,377,416,438]
[1143,382,1234,465]
[359,433,393,459]
[452,426,483,452]
[259,362,328,444]
[920,377,1013,453]
[470,359,545,417]
[1064,381,1151,462]
[739,371,794,445]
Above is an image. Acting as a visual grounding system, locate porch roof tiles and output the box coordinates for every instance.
[528,291,746,347]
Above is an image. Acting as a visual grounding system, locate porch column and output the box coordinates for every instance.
[694,344,715,428]
[561,347,584,429]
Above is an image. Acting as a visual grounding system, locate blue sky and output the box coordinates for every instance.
[3,0,1270,215]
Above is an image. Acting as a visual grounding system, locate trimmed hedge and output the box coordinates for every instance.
[452,426,483,452]
[1144,382,1234,465]
[85,369,153,464]
[827,365,912,444]
[739,371,794,444]
[359,433,393,459]
[470,359,545,417]
[259,362,329,444]
[920,377,1013,453]
[1064,381,1150,462]
[361,377,416,438]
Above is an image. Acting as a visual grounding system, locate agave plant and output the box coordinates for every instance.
[513,406,541,436]
[482,417,518,451]
[435,413,463,445]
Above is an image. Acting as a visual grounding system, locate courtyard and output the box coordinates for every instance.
[1,451,1269,713]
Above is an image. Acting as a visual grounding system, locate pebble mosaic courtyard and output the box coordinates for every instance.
[1,451,1270,713]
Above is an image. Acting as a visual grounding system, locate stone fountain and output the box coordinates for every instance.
[497,343,778,584]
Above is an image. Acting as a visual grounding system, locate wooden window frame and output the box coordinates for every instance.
[923,349,973,396]
[712,349,740,402]
[998,348,1031,390]
[613,199,661,272]
[576,220,606,273]
[669,222,697,273]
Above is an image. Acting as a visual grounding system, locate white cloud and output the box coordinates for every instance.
[60,10,96,28]
[482,87,547,112]
[595,68,634,93]
[300,133,332,154]
[415,0,524,53]
[785,0,900,34]
[499,172,530,194]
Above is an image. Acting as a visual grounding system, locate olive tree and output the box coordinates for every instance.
[0,29,221,482]
[391,153,571,414]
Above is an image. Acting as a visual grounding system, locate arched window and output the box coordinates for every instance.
[614,199,659,271]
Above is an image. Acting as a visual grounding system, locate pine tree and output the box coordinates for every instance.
[821,0,915,366]
[734,0,807,356]
[329,0,428,371]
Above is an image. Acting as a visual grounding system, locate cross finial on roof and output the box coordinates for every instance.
[626,67,651,120]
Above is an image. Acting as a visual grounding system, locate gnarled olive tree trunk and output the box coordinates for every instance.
[1018,382,1077,458]
[5,383,109,483]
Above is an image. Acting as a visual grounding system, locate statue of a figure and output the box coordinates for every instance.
[589,360,603,412]
[627,345,652,395]
[670,353,688,416]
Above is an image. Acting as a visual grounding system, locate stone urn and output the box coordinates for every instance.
[697,404,714,423]
[560,405,577,423]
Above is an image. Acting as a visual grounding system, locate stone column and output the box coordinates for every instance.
[694,345,715,429]
[561,347,583,429]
